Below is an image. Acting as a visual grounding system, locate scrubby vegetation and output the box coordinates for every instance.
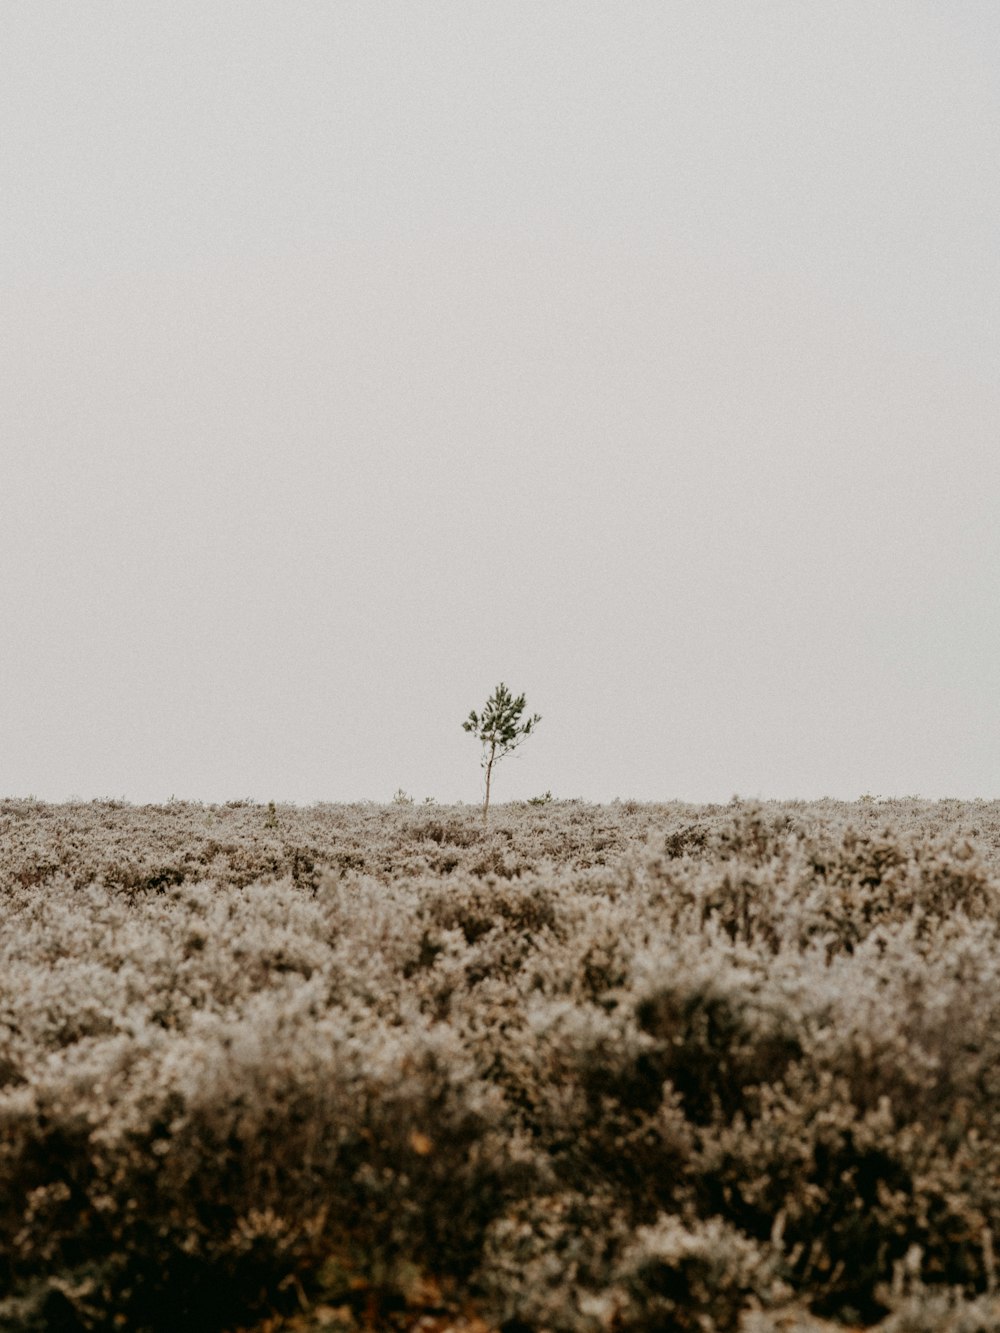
[2,796,1000,1331]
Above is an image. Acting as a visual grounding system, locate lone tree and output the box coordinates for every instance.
[463,682,541,821]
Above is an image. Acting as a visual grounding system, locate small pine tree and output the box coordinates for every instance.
[462,682,541,821]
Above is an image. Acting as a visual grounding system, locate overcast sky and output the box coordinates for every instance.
[2,3,998,806]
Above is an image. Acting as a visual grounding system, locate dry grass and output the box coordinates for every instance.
[2,796,1000,1331]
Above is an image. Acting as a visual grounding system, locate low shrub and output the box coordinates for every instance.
[1,797,1000,1329]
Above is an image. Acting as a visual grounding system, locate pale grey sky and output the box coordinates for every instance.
[2,3,999,805]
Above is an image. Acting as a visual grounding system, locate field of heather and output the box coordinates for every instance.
[2,797,1000,1332]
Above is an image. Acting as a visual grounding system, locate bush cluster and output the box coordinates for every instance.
[2,797,1000,1331]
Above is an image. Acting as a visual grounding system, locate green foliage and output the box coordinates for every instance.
[528,789,554,805]
[462,681,541,819]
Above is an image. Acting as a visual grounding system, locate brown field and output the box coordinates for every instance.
[2,796,1000,1332]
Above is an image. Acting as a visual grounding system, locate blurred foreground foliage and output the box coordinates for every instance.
[2,796,1000,1331]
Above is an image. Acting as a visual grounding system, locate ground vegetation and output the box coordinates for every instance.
[2,796,1000,1331]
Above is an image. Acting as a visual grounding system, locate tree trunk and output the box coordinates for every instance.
[483,744,495,822]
